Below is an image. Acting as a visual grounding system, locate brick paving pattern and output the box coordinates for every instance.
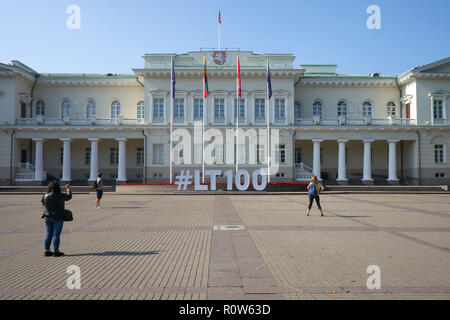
[0,192,449,300]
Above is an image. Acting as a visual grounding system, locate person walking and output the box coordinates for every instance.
[95,173,103,209]
[306,175,324,216]
[41,181,72,257]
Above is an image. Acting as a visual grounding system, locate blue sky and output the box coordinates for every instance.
[1,0,449,75]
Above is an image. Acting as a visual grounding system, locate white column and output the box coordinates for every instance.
[60,138,72,182]
[337,139,348,183]
[116,137,127,182]
[88,138,99,181]
[312,139,323,180]
[387,139,399,183]
[33,138,45,181]
[362,139,374,183]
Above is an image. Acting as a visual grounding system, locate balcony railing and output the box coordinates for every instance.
[13,116,423,127]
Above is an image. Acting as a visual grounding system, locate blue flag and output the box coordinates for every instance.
[266,60,272,100]
[171,58,176,98]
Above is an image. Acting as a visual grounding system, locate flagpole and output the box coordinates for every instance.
[170,60,174,184]
[236,55,239,175]
[266,59,271,183]
[218,21,221,50]
[202,92,205,184]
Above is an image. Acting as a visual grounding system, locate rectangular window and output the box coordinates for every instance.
[257,144,265,164]
[434,144,445,164]
[387,106,396,117]
[275,99,286,119]
[275,144,286,164]
[215,145,224,164]
[193,99,203,119]
[174,146,183,164]
[433,99,444,119]
[153,99,165,119]
[194,144,202,164]
[152,144,164,164]
[294,103,302,120]
[337,106,347,117]
[110,148,119,165]
[362,106,373,118]
[295,148,302,164]
[85,148,91,165]
[174,98,184,118]
[136,147,144,166]
[137,103,144,119]
[214,99,225,119]
[255,99,265,119]
[435,172,447,178]
[234,99,245,120]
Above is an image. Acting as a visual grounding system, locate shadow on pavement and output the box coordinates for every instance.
[64,250,160,257]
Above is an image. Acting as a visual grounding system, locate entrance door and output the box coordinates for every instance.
[21,102,27,118]
[21,150,27,163]
[406,103,411,118]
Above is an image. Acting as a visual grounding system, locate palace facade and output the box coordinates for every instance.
[0,51,449,185]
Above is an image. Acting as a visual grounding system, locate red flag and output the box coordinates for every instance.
[236,55,241,98]
[219,10,221,24]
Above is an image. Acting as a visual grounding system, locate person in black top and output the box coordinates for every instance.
[41,181,72,257]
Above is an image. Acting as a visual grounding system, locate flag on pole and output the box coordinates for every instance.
[203,55,209,98]
[171,58,176,98]
[237,55,241,98]
[219,10,221,24]
[266,60,272,100]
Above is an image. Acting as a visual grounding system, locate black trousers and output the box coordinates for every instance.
[308,195,321,210]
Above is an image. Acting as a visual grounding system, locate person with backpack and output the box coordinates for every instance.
[41,181,72,257]
[306,175,324,216]
[94,173,103,209]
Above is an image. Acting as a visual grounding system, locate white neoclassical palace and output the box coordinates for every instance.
[0,51,449,185]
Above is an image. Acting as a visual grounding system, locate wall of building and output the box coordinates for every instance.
[33,85,144,119]
[295,85,400,119]
[415,79,450,125]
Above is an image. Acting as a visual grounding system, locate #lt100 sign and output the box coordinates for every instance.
[175,169,267,191]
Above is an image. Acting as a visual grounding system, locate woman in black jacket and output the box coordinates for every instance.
[41,181,72,257]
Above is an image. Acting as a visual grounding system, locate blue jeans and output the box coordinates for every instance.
[44,220,64,251]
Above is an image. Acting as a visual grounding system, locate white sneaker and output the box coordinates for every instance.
[96,205,103,209]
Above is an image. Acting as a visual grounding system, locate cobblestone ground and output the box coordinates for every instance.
[0,192,449,300]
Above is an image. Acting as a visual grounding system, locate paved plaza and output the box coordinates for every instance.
[0,192,449,300]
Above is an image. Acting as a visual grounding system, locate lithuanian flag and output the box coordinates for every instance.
[203,55,209,98]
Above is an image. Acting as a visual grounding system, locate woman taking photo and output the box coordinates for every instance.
[306,175,324,216]
[41,181,72,257]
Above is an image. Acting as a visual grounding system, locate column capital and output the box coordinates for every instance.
[312,138,324,143]
[88,137,100,142]
[387,139,400,144]
[362,139,375,143]
[337,139,349,143]
[59,138,72,142]
[32,137,45,142]
[115,137,128,142]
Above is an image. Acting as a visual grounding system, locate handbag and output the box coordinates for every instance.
[63,209,73,222]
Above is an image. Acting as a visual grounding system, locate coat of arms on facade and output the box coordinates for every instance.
[213,51,227,65]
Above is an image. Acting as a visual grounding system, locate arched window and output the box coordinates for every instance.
[386,101,396,117]
[111,100,121,119]
[313,100,322,117]
[362,101,373,118]
[137,100,144,119]
[294,101,302,120]
[86,99,96,118]
[337,100,347,117]
[61,99,72,118]
[36,100,45,116]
